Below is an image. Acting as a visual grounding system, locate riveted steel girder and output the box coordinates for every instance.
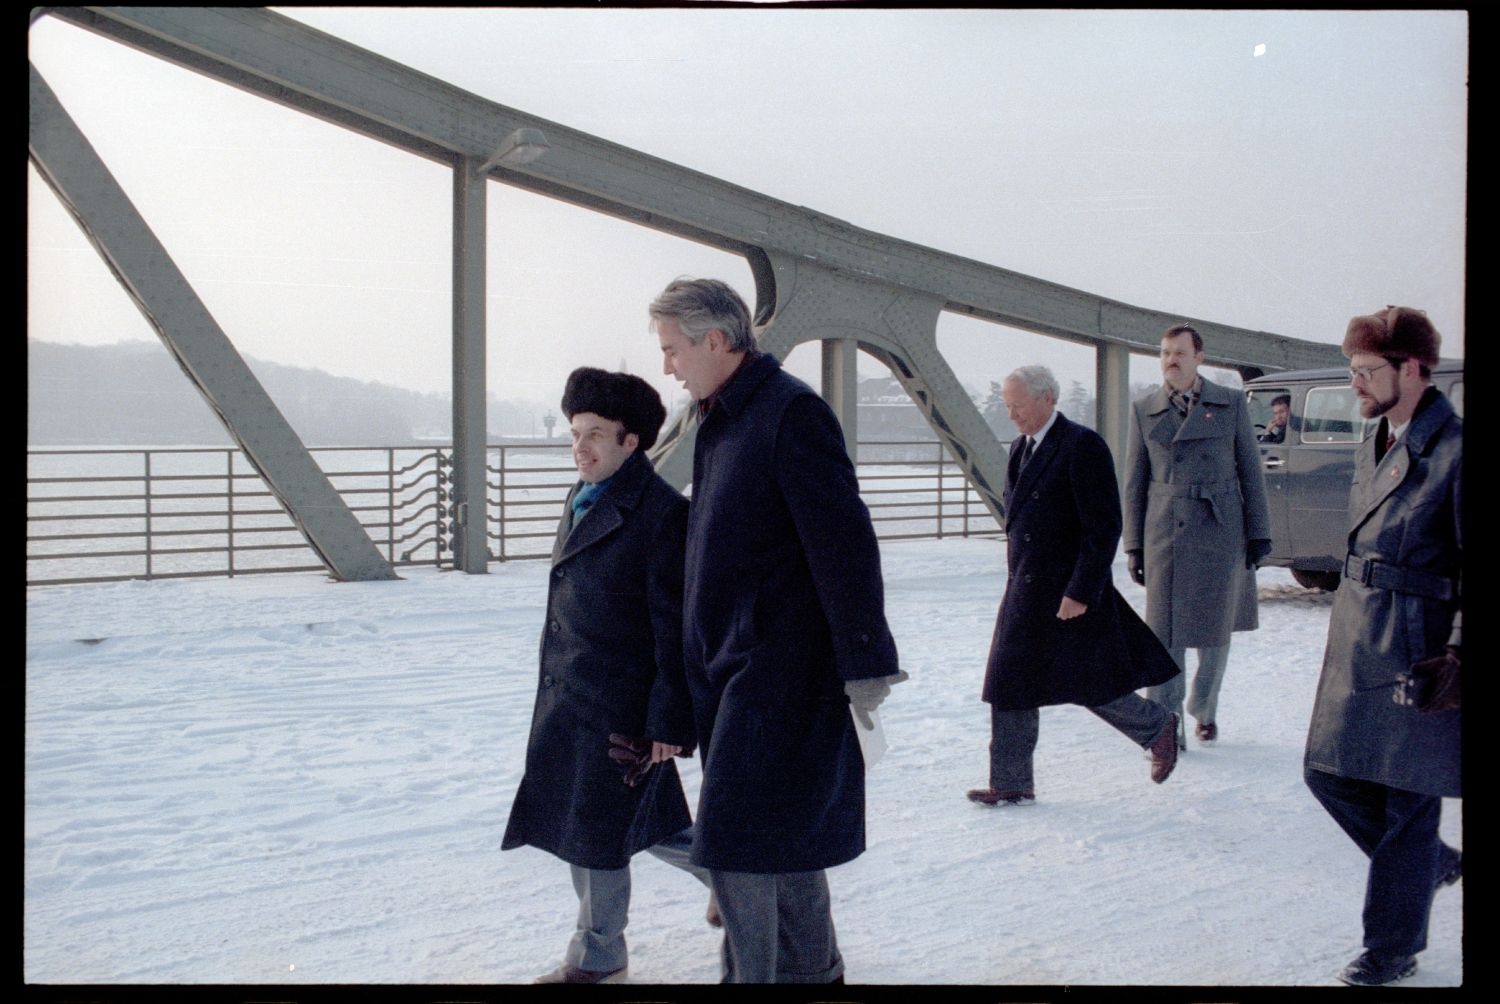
[29,63,397,582]
[651,254,1008,526]
[43,7,1343,377]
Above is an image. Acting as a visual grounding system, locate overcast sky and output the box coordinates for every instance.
[27,8,1467,420]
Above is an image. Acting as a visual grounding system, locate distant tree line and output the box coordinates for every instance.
[27,340,546,447]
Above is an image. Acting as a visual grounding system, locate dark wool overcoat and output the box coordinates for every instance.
[501,451,696,870]
[683,353,900,874]
[984,412,1179,710]
[1123,377,1271,649]
[1305,388,1461,797]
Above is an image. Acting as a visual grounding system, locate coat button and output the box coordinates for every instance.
[1177,520,1185,528]
[553,568,565,579]
[550,620,560,633]
[542,674,554,687]
[1025,574,1033,583]
[1031,491,1039,499]
[1024,533,1032,541]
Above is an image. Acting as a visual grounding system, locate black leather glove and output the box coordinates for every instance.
[1395,648,1460,713]
[1127,550,1145,586]
[1246,538,1272,570]
[607,733,653,787]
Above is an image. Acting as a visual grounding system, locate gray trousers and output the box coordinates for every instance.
[708,868,844,983]
[564,827,709,972]
[1146,643,1231,733]
[989,691,1170,791]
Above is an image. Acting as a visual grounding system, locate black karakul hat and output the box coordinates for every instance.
[560,367,668,450]
[1343,306,1441,367]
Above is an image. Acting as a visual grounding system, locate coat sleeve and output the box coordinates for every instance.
[1448,428,1462,650]
[642,494,696,750]
[1065,428,1125,608]
[1122,402,1149,553]
[774,394,901,683]
[1233,395,1272,541]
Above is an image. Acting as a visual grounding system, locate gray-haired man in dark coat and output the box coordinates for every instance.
[971,365,1181,807]
[502,367,709,985]
[651,277,904,984]
[1303,307,1462,987]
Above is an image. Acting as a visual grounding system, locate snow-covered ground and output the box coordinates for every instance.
[24,538,1462,986]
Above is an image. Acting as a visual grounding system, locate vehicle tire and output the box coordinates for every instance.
[1290,568,1340,591]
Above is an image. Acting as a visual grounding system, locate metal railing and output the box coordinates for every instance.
[26,440,999,586]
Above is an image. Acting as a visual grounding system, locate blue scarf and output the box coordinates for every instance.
[570,471,617,522]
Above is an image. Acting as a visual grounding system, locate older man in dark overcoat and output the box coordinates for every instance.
[969,365,1181,807]
[650,277,903,984]
[502,367,707,985]
[1303,307,1462,987]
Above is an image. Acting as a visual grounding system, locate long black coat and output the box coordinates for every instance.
[501,451,696,870]
[984,412,1179,710]
[684,353,900,873]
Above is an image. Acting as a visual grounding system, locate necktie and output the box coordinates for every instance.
[1019,436,1035,471]
[1374,420,1393,463]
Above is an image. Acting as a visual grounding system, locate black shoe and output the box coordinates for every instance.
[1149,713,1180,784]
[1436,845,1462,889]
[1195,721,1217,745]
[1337,951,1416,987]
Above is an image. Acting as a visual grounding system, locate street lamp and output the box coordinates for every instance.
[473,127,550,175]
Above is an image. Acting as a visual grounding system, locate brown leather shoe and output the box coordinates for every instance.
[534,963,627,984]
[966,787,1036,806]
[706,893,722,928]
[1150,713,1180,784]
[1195,721,1217,744]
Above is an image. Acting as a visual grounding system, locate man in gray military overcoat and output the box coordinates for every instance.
[1125,323,1272,747]
[1303,306,1462,987]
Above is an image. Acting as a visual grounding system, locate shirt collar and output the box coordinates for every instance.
[1030,407,1061,447]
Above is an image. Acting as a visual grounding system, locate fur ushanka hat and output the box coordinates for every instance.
[560,367,668,450]
[1342,306,1441,367]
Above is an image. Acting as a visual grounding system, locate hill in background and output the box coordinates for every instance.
[27,340,552,446]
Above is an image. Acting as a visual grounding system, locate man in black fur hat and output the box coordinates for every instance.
[502,367,709,984]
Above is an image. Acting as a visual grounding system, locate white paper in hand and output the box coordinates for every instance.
[852,706,888,768]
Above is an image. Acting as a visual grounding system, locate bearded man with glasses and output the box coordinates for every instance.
[1303,306,1463,987]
